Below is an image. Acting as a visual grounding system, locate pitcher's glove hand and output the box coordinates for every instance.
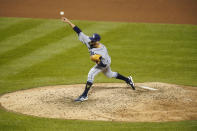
[90,54,106,67]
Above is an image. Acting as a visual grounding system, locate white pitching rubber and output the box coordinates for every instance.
[139,86,158,91]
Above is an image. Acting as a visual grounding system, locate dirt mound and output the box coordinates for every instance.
[0,82,197,122]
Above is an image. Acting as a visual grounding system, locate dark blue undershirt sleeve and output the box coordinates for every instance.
[98,57,107,67]
[98,61,107,67]
[73,26,82,35]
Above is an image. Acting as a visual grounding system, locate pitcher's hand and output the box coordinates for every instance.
[61,17,70,23]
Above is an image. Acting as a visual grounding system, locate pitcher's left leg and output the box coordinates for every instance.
[75,65,102,102]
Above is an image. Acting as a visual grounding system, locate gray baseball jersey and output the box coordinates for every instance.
[78,32,111,66]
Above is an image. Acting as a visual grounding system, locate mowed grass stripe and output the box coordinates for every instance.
[0,22,123,79]
[103,23,197,85]
[0,20,64,55]
[0,28,72,65]
[0,19,44,42]
[0,17,28,30]
[0,21,95,66]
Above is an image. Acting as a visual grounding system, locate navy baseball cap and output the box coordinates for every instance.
[89,33,101,42]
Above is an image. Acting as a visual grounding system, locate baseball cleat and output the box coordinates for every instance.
[75,95,88,102]
[127,76,135,90]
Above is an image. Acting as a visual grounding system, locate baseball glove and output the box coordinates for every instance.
[90,54,101,63]
[90,54,106,67]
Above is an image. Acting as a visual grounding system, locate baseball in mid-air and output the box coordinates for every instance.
[60,11,64,15]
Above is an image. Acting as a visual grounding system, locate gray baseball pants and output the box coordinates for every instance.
[87,65,118,83]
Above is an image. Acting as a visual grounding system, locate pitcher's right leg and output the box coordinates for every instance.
[102,66,135,90]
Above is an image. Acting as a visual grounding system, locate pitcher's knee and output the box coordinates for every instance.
[105,72,118,78]
[87,73,94,83]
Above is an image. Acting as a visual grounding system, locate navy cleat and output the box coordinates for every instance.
[75,95,88,102]
[127,76,135,90]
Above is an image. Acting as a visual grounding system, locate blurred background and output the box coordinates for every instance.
[0,0,197,24]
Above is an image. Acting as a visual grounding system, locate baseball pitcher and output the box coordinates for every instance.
[62,17,135,102]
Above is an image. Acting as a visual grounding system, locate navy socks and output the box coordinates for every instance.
[82,81,93,97]
[116,73,129,82]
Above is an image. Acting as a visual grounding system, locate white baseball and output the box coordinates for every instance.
[60,11,64,15]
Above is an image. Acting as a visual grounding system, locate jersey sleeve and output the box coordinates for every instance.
[78,32,91,49]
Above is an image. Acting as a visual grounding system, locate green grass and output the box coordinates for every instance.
[0,17,197,130]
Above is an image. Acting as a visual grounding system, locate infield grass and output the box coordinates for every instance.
[0,17,197,131]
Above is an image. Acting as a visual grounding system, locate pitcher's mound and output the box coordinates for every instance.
[0,82,197,122]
